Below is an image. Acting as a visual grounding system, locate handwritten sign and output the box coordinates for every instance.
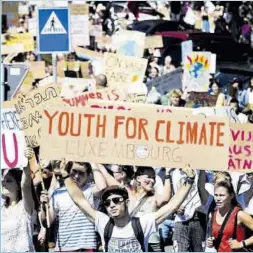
[63,86,126,107]
[6,33,35,52]
[40,107,229,170]
[69,4,90,48]
[75,47,103,60]
[104,53,148,84]
[13,85,63,147]
[229,123,253,173]
[1,108,27,169]
[60,78,95,98]
[145,36,163,49]
[27,61,46,79]
[183,52,211,92]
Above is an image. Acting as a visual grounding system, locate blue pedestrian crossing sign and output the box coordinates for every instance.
[37,7,71,53]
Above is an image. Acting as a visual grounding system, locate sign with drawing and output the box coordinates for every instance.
[183,52,211,92]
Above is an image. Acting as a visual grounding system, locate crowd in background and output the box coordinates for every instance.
[1,1,253,253]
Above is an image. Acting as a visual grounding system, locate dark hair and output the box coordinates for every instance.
[230,78,243,90]
[209,78,221,89]
[135,166,156,179]
[229,98,239,104]
[118,165,134,179]
[66,162,92,175]
[4,169,22,207]
[214,180,238,207]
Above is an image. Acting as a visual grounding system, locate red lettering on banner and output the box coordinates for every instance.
[2,133,18,168]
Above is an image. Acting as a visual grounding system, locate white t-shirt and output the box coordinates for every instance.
[1,200,35,252]
[95,211,156,252]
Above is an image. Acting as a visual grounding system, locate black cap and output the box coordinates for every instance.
[101,185,129,202]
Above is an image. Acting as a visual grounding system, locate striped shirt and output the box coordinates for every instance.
[51,183,97,251]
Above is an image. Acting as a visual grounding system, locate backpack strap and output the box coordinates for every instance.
[214,206,235,250]
[104,218,115,252]
[131,217,145,252]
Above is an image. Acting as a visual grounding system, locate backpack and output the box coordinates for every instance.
[104,217,145,252]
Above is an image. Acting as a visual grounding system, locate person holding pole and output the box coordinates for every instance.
[40,162,107,252]
[1,148,36,252]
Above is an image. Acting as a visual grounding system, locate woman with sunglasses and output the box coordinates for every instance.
[206,180,253,252]
[1,148,35,252]
[62,162,196,252]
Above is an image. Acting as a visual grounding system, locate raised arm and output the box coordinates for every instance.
[198,170,211,205]
[21,148,35,216]
[155,167,195,225]
[61,161,96,223]
[155,168,172,208]
[90,163,107,196]
[96,163,120,186]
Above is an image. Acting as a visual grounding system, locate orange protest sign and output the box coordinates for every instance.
[229,123,253,173]
[40,107,229,170]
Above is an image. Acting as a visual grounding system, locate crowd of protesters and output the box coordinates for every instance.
[1,1,253,253]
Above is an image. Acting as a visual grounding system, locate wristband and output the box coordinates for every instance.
[62,174,70,180]
[242,240,247,248]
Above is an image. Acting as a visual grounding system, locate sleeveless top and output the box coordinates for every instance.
[212,206,246,252]
[1,200,35,252]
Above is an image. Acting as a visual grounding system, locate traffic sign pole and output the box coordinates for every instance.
[52,53,57,84]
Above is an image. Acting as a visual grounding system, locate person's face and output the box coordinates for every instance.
[214,186,232,209]
[229,102,238,110]
[211,83,219,94]
[137,175,155,192]
[150,68,158,78]
[232,82,239,88]
[165,58,171,66]
[111,165,125,183]
[42,167,53,179]
[70,165,89,187]
[29,54,36,61]
[250,78,253,87]
[171,94,180,106]
[104,194,128,218]
[153,57,159,63]
[1,171,19,199]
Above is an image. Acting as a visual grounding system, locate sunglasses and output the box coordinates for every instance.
[104,197,125,207]
[143,177,156,185]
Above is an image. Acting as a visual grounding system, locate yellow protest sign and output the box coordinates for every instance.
[6,33,35,52]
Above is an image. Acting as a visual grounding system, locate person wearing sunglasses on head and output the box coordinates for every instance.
[61,161,195,252]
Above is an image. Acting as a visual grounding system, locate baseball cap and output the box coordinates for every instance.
[101,185,129,202]
[134,166,156,179]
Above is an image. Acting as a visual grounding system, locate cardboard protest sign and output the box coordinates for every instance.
[27,61,46,79]
[28,18,37,36]
[80,62,90,78]
[145,36,163,49]
[229,123,253,173]
[1,108,27,169]
[1,44,25,55]
[113,31,145,58]
[192,106,239,123]
[104,53,148,84]
[13,84,63,147]
[181,40,193,62]
[188,92,217,107]
[146,68,183,94]
[210,54,217,74]
[69,4,90,48]
[40,107,229,170]
[60,78,95,98]
[127,82,148,103]
[62,86,126,107]
[183,52,211,92]
[6,33,35,52]
[75,47,103,60]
